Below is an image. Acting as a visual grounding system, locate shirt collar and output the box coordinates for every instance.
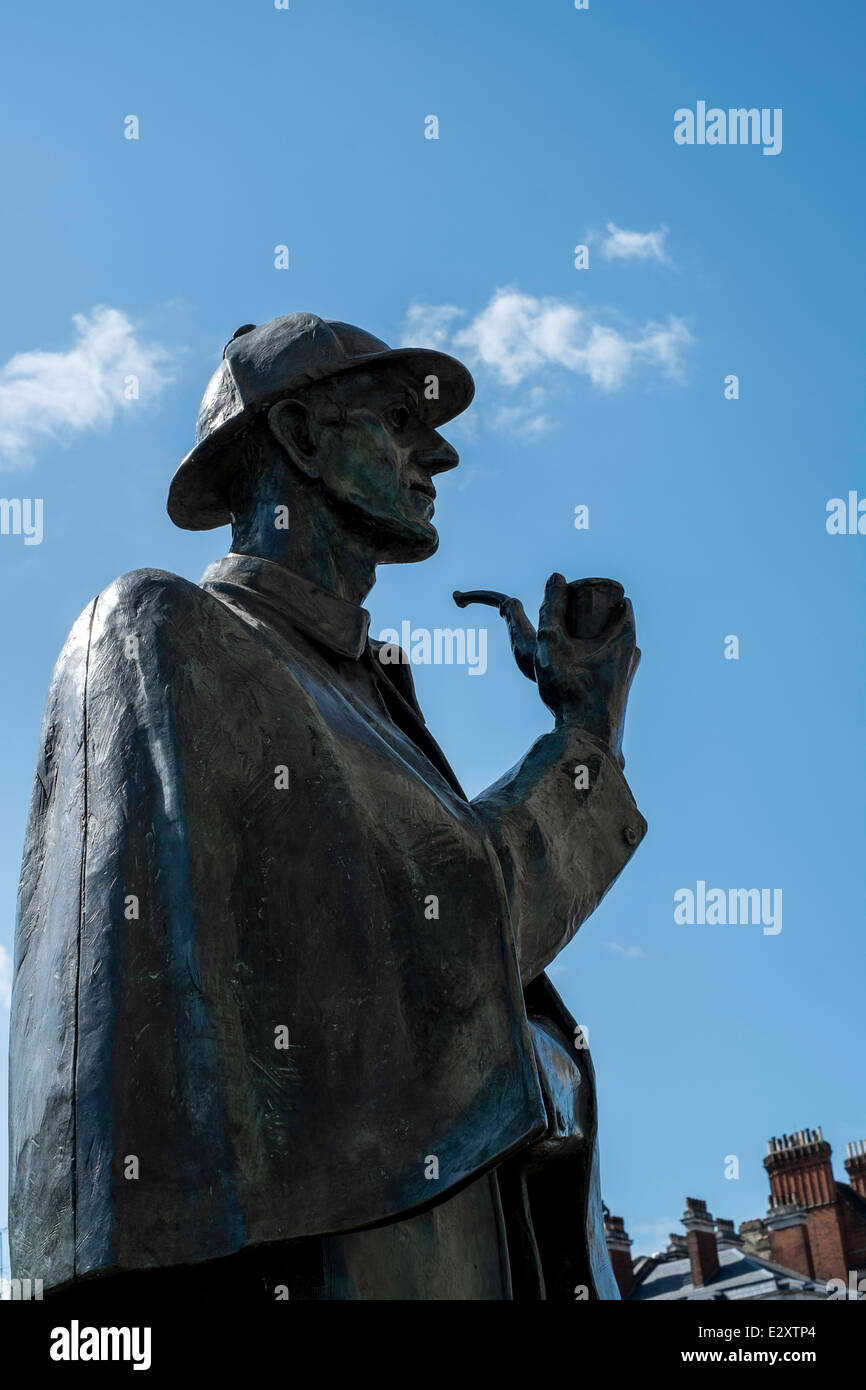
[200,553,371,660]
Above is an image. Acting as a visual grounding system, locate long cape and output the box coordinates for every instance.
[10,563,645,1289]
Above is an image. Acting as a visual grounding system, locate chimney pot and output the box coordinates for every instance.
[844,1139,866,1199]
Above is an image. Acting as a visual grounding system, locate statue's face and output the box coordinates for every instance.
[304,368,460,562]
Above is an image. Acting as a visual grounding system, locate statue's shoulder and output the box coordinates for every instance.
[55,569,232,676]
[95,566,206,616]
[86,567,229,639]
[40,570,221,745]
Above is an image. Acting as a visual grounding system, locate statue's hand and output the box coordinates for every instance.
[453,574,641,764]
[530,573,640,762]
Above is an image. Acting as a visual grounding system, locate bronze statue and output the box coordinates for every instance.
[9,312,646,1301]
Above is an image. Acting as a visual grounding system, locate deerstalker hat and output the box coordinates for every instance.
[167,312,475,530]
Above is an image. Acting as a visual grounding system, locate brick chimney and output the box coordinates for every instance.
[766,1129,835,1205]
[714,1217,743,1249]
[844,1139,866,1199]
[603,1213,634,1297]
[764,1128,846,1280]
[682,1197,718,1287]
[764,1194,814,1278]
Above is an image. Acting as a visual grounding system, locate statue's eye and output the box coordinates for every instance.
[389,406,410,432]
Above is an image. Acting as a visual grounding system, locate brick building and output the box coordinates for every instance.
[605,1126,866,1300]
[762,1128,866,1283]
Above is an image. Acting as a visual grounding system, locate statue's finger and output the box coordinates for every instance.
[498,597,538,682]
[538,572,568,639]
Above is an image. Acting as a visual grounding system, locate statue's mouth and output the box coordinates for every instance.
[408,481,436,501]
[407,482,436,516]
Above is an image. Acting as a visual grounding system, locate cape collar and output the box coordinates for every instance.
[200,553,371,660]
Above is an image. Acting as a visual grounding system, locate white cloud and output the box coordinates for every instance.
[400,301,466,350]
[0,944,11,1009]
[490,386,556,440]
[0,307,175,467]
[452,291,582,387]
[607,942,645,959]
[406,288,692,395]
[600,222,670,264]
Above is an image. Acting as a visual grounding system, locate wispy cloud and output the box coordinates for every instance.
[0,944,11,1009]
[401,302,466,349]
[489,386,556,440]
[0,307,175,467]
[607,942,645,959]
[600,222,670,264]
[404,288,692,398]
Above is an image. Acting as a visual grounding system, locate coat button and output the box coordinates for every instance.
[623,826,640,846]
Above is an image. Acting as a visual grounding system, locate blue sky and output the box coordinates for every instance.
[0,0,863,1267]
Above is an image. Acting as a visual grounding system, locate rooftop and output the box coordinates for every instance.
[629,1244,830,1301]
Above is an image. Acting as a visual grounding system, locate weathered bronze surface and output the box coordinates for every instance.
[9,312,646,1300]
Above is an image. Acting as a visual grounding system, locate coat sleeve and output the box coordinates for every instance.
[471,724,647,984]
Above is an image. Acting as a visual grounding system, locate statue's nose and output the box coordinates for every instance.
[417,439,459,475]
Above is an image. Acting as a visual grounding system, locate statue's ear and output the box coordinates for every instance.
[267,398,319,478]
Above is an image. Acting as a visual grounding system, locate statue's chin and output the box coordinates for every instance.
[332,496,438,564]
[379,531,439,565]
[363,512,438,565]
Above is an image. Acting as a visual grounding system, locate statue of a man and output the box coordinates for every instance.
[9,313,646,1301]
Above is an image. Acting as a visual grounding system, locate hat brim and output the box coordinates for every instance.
[167,347,475,531]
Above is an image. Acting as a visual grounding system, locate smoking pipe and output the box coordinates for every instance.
[453,579,624,683]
